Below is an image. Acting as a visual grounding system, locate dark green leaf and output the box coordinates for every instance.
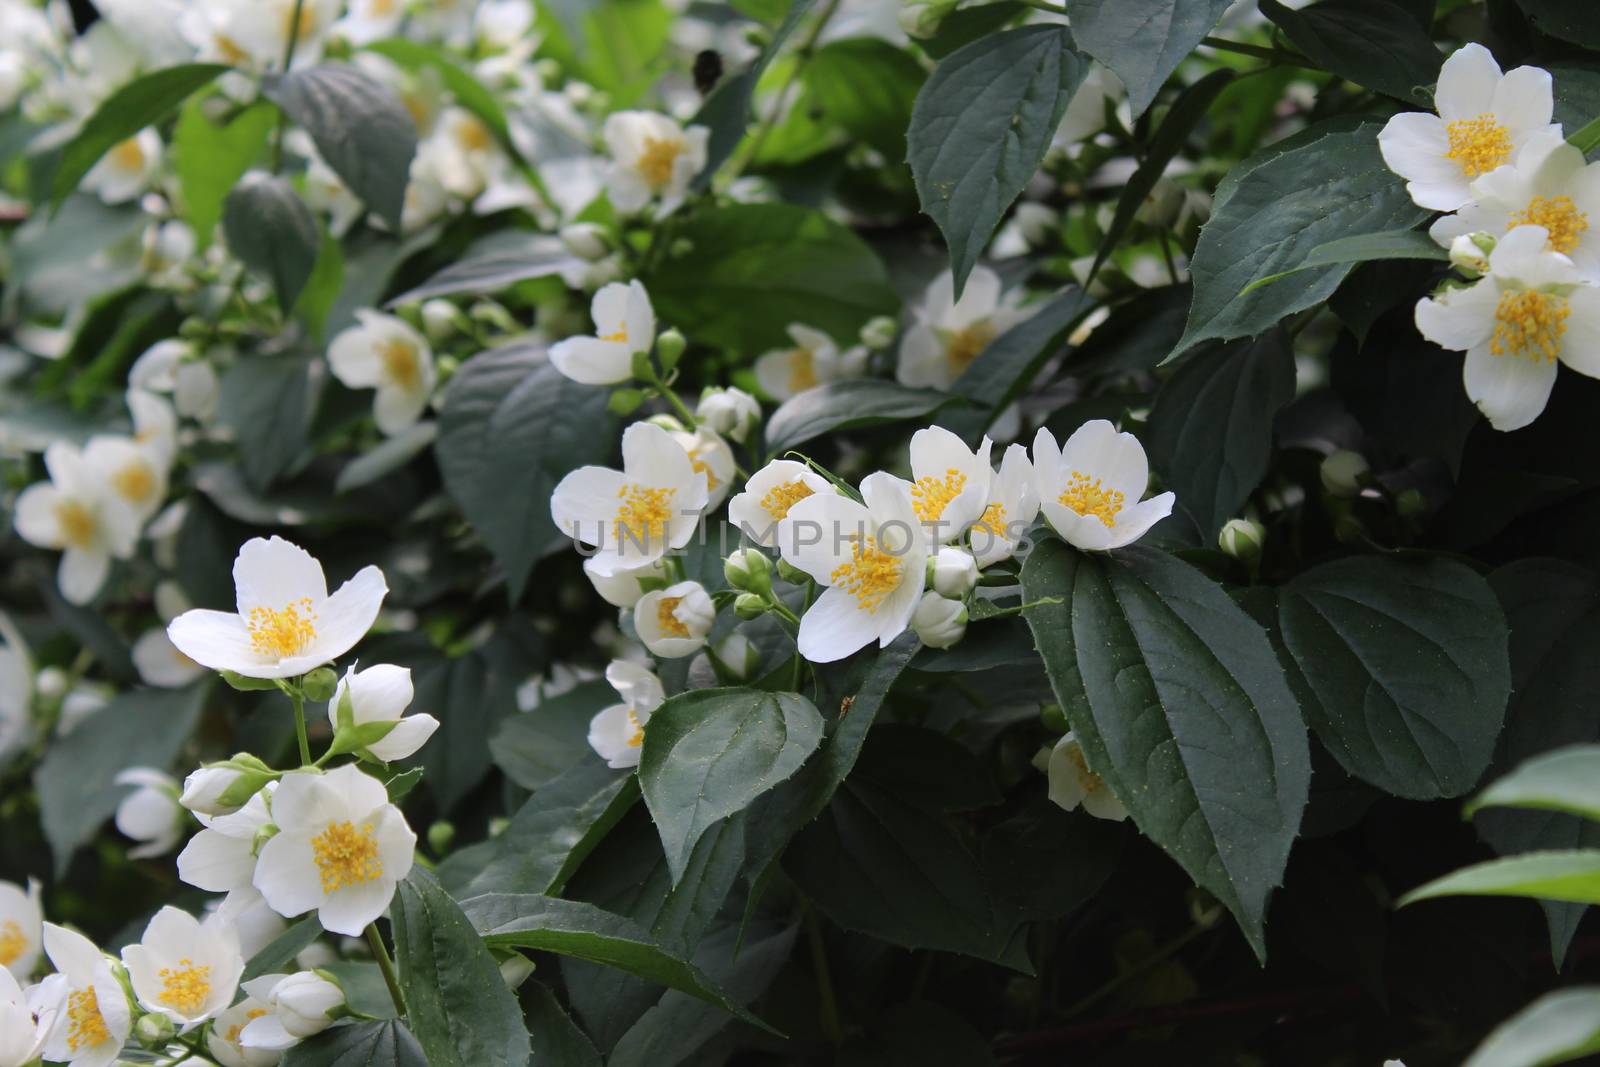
[1463,987,1600,1067]
[1261,0,1442,104]
[172,99,276,249]
[525,983,603,1067]
[336,422,439,494]
[217,354,320,492]
[917,2,1023,59]
[1240,228,1447,295]
[243,917,323,982]
[692,0,817,183]
[1514,0,1600,48]
[944,286,1090,438]
[1067,0,1232,115]
[839,1001,998,1067]
[385,245,584,306]
[280,1020,429,1067]
[223,172,323,311]
[490,680,615,791]
[803,39,925,159]
[765,379,959,454]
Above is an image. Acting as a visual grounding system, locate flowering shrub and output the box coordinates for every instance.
[4,0,1600,1064]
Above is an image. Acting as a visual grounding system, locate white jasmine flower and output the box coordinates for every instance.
[127,388,179,468]
[167,536,388,680]
[753,324,868,401]
[671,426,736,510]
[39,923,131,1067]
[121,906,244,1031]
[583,556,668,608]
[81,128,160,205]
[328,664,440,763]
[908,426,993,544]
[897,267,1025,389]
[181,0,341,70]
[207,993,281,1067]
[778,471,928,663]
[129,340,219,422]
[910,591,966,649]
[0,964,54,1067]
[132,628,205,688]
[549,280,654,386]
[82,434,166,528]
[328,311,437,437]
[417,106,504,200]
[213,887,287,961]
[179,757,274,818]
[1032,421,1174,551]
[633,580,714,658]
[928,545,978,597]
[602,110,709,216]
[13,441,140,605]
[113,768,182,859]
[695,386,760,443]
[177,786,274,894]
[251,765,417,936]
[1431,131,1600,279]
[587,659,666,770]
[1415,224,1600,430]
[335,0,406,44]
[550,422,710,576]
[0,880,42,980]
[969,443,1039,568]
[1046,732,1128,822]
[728,459,833,548]
[1378,43,1559,211]
[238,972,343,1048]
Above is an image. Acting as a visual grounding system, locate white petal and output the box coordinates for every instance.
[12,483,63,548]
[1414,283,1497,351]
[311,566,388,663]
[797,584,885,663]
[1378,112,1468,210]
[327,324,382,387]
[779,491,874,581]
[1492,66,1554,134]
[1560,289,1600,377]
[167,609,261,675]
[1435,43,1500,121]
[895,325,951,388]
[177,829,257,893]
[549,337,634,385]
[365,714,439,762]
[1103,492,1174,549]
[58,548,110,605]
[373,384,428,436]
[252,835,326,920]
[234,537,328,617]
[1463,344,1557,431]
[344,663,414,725]
[551,465,630,549]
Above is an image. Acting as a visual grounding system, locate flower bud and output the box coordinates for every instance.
[135,1011,177,1048]
[301,667,338,702]
[1039,702,1069,734]
[655,328,687,371]
[911,591,967,649]
[724,548,773,598]
[469,299,519,333]
[859,315,898,351]
[713,633,761,681]
[1449,231,1495,276]
[499,953,536,990]
[559,222,610,261]
[734,592,769,620]
[646,413,686,433]
[776,558,809,586]
[420,299,468,344]
[1217,518,1265,564]
[1396,487,1427,518]
[696,386,761,443]
[1320,450,1369,497]
[899,0,957,39]
[428,820,455,856]
[270,971,345,1038]
[180,754,276,816]
[34,666,68,701]
[927,546,978,598]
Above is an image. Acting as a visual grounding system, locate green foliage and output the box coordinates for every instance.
[223,172,324,311]
[1260,0,1443,105]
[172,99,277,249]
[1066,0,1233,115]
[281,1020,431,1066]
[765,380,959,452]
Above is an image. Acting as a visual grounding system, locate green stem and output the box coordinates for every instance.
[1199,35,1323,71]
[803,902,844,1044]
[279,0,308,71]
[367,922,407,1017]
[289,688,312,767]
[789,580,815,690]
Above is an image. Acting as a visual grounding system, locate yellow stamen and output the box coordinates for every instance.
[760,480,815,520]
[638,136,683,187]
[1067,744,1106,795]
[67,987,111,1051]
[158,959,212,1016]
[378,338,422,391]
[625,709,645,747]
[1059,471,1124,528]
[688,450,721,493]
[112,460,155,504]
[912,468,968,523]
[601,326,629,344]
[787,350,818,393]
[974,501,1007,538]
[110,137,145,173]
[0,921,27,966]
[830,535,903,613]
[1509,194,1590,255]
[226,1008,268,1043]
[214,33,251,66]
[370,0,398,14]
[1491,289,1569,362]
[454,114,493,153]
[613,485,675,548]
[944,321,997,373]
[55,500,98,549]
[1445,114,1513,179]
[311,821,383,893]
[656,595,689,638]
[248,598,318,658]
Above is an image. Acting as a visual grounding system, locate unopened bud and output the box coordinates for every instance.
[655,328,687,371]
[469,299,519,333]
[927,546,978,598]
[724,548,773,598]
[1039,702,1069,734]
[1396,487,1427,518]
[428,820,455,856]
[899,0,957,39]
[1449,231,1495,276]
[559,222,610,261]
[302,667,338,702]
[1217,518,1265,563]
[499,952,536,989]
[420,299,468,343]
[734,593,769,620]
[180,754,276,816]
[911,591,967,649]
[860,315,898,350]
[1320,450,1370,497]
[776,558,809,586]
[134,1012,177,1048]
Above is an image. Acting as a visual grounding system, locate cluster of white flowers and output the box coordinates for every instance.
[1381,44,1600,431]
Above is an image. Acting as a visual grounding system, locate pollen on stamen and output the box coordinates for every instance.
[0,920,27,966]
[1509,195,1590,255]
[1491,289,1569,362]
[1059,471,1125,528]
[830,535,903,613]
[311,820,384,894]
[912,468,968,523]
[638,136,684,187]
[158,959,212,1016]
[66,987,110,1051]
[247,597,318,659]
[944,321,997,372]
[54,500,98,549]
[760,480,815,520]
[656,595,690,638]
[112,460,155,504]
[974,501,1007,537]
[625,709,645,747]
[1444,113,1513,178]
[614,484,675,548]
[787,349,818,393]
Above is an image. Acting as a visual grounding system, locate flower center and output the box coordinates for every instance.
[111,137,146,173]
[912,468,968,523]
[312,820,384,893]
[638,136,683,187]
[214,33,251,65]
[454,114,493,153]
[830,535,903,613]
[226,1008,269,1043]
[247,598,318,659]
[787,349,818,393]
[112,459,155,505]
[0,921,27,966]
[1067,744,1106,795]
[379,339,422,391]
[944,321,996,372]
[687,449,721,492]
[601,325,629,345]
[55,500,98,549]
[760,480,815,520]
[67,987,111,1051]
[626,709,645,747]
[158,959,212,1016]
[974,501,1007,537]
[1444,114,1513,179]
[1059,471,1125,528]
[1509,195,1590,255]
[1492,289,1569,362]
[613,485,675,548]
[656,595,689,638]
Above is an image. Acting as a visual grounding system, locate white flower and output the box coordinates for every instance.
[252,765,417,936]
[0,619,31,769]
[328,664,440,763]
[634,580,714,659]
[207,993,282,1067]
[180,0,341,70]
[0,963,54,1067]
[13,441,140,605]
[1415,224,1600,431]
[928,546,978,598]
[778,471,928,663]
[130,340,219,422]
[908,426,992,544]
[897,267,1025,389]
[549,280,655,386]
[695,387,761,443]
[238,972,343,1048]
[671,426,736,510]
[122,906,243,1031]
[167,537,388,679]
[587,659,666,770]
[1378,43,1559,212]
[550,422,710,576]
[1431,131,1600,280]
[1450,232,1493,275]
[602,110,709,216]
[1032,421,1174,551]
[583,556,668,608]
[335,0,405,44]
[113,768,182,860]
[1046,732,1128,822]
[728,459,833,548]
[0,880,42,980]
[754,324,869,401]
[1054,62,1124,147]
[969,443,1039,568]
[910,591,967,649]
[177,786,274,894]
[39,924,131,1067]
[214,887,288,961]
[132,628,205,688]
[127,388,179,467]
[328,311,437,437]
[83,433,167,528]
[81,128,160,204]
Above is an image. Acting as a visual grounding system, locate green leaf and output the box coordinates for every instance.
[50,63,229,208]
[1470,746,1600,823]
[1463,987,1600,1067]
[1260,0,1442,105]
[908,25,1088,297]
[1240,228,1447,295]
[217,354,320,492]
[525,982,603,1067]
[489,680,615,791]
[1066,0,1232,116]
[1178,122,1428,353]
[172,99,276,249]
[1145,330,1295,541]
[386,245,584,306]
[364,39,513,147]
[460,893,775,1030]
[917,2,1023,59]
[1514,0,1600,49]
[644,203,898,351]
[692,0,816,183]
[34,683,208,875]
[336,421,439,494]
[944,286,1091,437]
[435,343,616,600]
[543,0,671,107]
[765,379,959,454]
[803,39,926,160]
[390,868,531,1067]
[1278,555,1511,800]
[408,642,525,812]
[264,63,417,230]
[223,172,323,311]
[1400,850,1600,908]
[1020,540,1310,959]
[242,917,323,982]
[638,688,824,881]
[280,1020,430,1067]
[297,227,345,337]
